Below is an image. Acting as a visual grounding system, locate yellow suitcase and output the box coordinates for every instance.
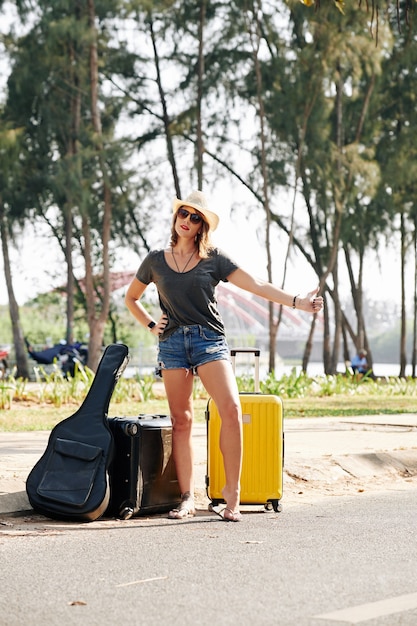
[206,348,284,512]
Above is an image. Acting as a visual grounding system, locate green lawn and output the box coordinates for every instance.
[1,392,416,432]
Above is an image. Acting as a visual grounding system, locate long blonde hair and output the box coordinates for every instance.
[170,211,214,259]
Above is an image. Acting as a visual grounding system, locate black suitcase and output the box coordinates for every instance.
[106,414,181,519]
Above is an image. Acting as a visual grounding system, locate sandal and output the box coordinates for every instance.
[168,492,196,520]
[211,505,242,522]
[223,508,242,522]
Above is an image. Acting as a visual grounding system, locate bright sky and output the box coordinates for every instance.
[0,5,403,309]
[0,185,299,305]
[0,181,402,307]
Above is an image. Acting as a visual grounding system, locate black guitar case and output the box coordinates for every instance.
[26,343,129,522]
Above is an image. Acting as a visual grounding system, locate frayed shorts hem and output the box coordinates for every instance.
[155,325,230,377]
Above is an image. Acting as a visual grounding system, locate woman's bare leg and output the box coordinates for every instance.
[198,359,243,520]
[162,368,195,518]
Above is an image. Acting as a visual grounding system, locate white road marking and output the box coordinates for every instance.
[314,592,417,623]
[115,576,168,587]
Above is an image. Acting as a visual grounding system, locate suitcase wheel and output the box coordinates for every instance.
[119,505,134,520]
[265,499,282,513]
[124,423,138,436]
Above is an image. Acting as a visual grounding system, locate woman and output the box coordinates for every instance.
[125,190,323,522]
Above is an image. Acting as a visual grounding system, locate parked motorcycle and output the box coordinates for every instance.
[0,346,9,378]
[25,339,88,378]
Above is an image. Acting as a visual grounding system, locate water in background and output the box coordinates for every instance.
[277,362,408,378]
[124,359,409,380]
[124,340,410,379]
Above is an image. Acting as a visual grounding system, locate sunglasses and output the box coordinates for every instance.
[177,207,203,225]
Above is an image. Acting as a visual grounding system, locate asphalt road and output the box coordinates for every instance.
[1,485,417,626]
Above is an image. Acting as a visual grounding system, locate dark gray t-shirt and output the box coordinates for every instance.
[136,248,239,338]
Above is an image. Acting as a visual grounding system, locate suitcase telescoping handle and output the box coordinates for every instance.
[230,348,260,393]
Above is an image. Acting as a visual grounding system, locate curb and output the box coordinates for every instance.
[333,450,417,479]
[285,450,417,484]
[2,450,417,517]
[2,416,417,517]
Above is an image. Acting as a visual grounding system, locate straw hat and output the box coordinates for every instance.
[172,190,219,231]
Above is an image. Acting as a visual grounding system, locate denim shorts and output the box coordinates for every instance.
[157,325,230,375]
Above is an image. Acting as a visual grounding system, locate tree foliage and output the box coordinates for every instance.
[1,0,417,377]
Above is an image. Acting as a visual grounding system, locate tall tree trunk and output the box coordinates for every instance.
[196,0,206,189]
[317,62,345,374]
[289,93,320,373]
[148,17,181,197]
[342,243,373,370]
[341,322,350,369]
[0,204,30,379]
[85,0,112,371]
[330,265,342,373]
[306,63,345,375]
[321,293,332,374]
[64,209,75,345]
[412,217,417,378]
[64,39,82,345]
[302,315,317,372]
[399,209,407,377]
[246,1,277,372]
